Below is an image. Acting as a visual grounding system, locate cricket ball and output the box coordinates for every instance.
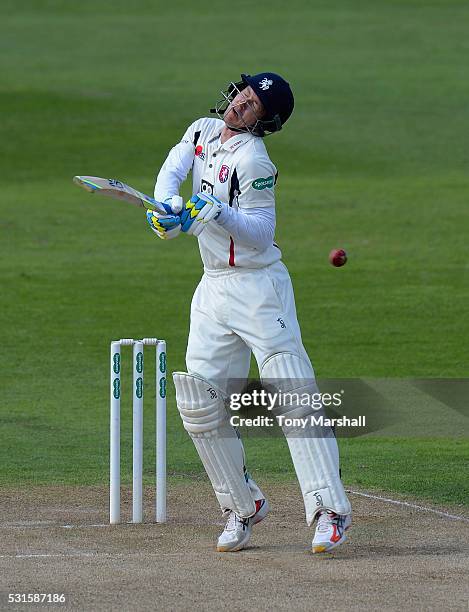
[329,248,347,267]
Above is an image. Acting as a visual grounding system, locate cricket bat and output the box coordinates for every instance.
[73,176,168,214]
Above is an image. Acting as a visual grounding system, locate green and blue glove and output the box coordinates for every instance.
[180,193,224,237]
[146,195,183,240]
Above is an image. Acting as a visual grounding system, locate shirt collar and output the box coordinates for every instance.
[220,131,253,152]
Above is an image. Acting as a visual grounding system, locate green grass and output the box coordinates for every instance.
[1,0,468,508]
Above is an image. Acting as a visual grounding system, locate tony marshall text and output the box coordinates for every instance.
[230,415,366,428]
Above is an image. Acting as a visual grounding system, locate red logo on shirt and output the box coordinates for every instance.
[195,145,205,160]
[219,164,230,183]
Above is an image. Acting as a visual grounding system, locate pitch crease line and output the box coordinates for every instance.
[0,552,97,559]
[348,489,469,522]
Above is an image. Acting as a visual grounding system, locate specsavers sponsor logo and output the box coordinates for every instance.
[113,378,120,399]
[160,377,166,398]
[252,176,274,190]
[159,352,166,374]
[136,377,143,398]
[136,352,143,373]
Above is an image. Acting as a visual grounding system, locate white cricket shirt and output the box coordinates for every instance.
[154,117,282,270]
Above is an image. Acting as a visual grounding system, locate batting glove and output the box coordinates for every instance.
[180,193,224,237]
[146,206,181,240]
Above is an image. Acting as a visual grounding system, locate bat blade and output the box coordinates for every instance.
[73,176,167,214]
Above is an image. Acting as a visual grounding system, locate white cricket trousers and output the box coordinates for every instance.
[186,260,313,386]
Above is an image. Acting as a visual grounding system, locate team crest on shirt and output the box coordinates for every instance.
[218,165,230,183]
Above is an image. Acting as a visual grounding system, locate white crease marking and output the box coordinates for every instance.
[0,552,97,559]
[348,489,469,522]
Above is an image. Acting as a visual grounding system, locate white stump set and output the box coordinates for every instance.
[110,338,167,524]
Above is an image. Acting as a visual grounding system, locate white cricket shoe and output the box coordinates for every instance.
[217,499,269,552]
[311,510,352,553]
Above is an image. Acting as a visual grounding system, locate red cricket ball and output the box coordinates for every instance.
[329,248,347,267]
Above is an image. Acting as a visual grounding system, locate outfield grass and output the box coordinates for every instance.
[1,0,468,507]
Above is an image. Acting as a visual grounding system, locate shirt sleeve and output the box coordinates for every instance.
[215,205,275,250]
[154,121,197,202]
[235,153,277,210]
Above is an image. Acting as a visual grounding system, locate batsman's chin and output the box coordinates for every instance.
[223,108,241,127]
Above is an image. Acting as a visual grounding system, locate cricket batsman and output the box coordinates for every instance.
[146,72,352,552]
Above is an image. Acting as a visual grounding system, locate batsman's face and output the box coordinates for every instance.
[223,86,265,129]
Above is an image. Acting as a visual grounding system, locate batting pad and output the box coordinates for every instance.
[261,352,351,524]
[173,372,257,518]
